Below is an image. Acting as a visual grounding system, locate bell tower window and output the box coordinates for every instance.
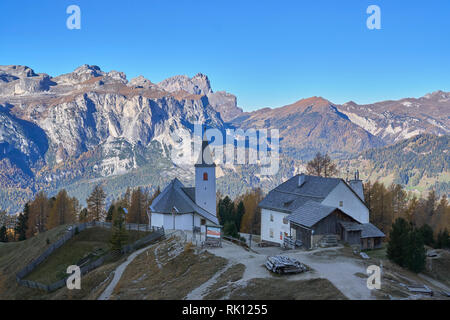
[203,172,208,181]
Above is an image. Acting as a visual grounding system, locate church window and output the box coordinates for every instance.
[339,201,343,207]
[269,228,274,238]
[270,214,274,222]
[201,219,206,225]
[203,172,208,181]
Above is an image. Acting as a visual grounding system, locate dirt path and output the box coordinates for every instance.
[184,262,234,300]
[98,242,159,300]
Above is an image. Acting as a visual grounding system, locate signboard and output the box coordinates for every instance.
[206,226,221,239]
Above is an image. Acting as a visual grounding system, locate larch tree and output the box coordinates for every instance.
[47,189,77,229]
[306,152,338,177]
[87,185,107,222]
[28,191,50,236]
[127,187,149,224]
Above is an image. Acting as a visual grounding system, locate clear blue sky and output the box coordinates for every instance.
[1,0,449,111]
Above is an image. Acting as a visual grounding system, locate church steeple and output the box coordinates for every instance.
[194,128,216,216]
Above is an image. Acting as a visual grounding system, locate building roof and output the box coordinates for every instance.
[340,221,385,238]
[360,223,385,238]
[150,178,219,225]
[259,174,342,213]
[287,201,338,228]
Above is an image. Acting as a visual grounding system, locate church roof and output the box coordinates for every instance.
[150,178,219,225]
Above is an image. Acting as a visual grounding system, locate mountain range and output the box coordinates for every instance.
[0,64,448,213]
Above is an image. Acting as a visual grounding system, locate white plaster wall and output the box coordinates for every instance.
[321,181,369,223]
[195,166,216,216]
[261,208,290,245]
[150,212,164,228]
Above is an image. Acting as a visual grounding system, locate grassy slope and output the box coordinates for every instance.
[0,226,149,299]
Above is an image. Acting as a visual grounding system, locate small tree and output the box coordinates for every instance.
[110,206,128,252]
[224,221,239,239]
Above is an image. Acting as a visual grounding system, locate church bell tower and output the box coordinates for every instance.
[195,133,216,216]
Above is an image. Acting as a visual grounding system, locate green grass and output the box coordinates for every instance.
[364,245,387,260]
[24,227,149,284]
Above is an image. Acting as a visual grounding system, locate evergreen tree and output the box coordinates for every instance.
[0,226,8,243]
[106,203,115,222]
[406,229,426,273]
[418,224,434,247]
[223,221,239,238]
[15,203,30,241]
[436,229,449,249]
[387,218,411,267]
[110,206,128,252]
[78,208,89,223]
[235,201,245,232]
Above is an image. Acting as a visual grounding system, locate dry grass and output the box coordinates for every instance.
[228,278,347,300]
[203,263,246,300]
[110,237,228,300]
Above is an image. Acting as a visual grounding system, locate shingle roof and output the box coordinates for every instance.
[259,174,342,213]
[340,221,385,238]
[287,201,338,228]
[340,221,363,232]
[150,178,219,225]
[360,223,385,238]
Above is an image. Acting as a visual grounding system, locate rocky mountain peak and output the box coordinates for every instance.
[158,73,212,95]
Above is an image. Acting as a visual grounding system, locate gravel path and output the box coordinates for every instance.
[207,241,375,300]
[98,242,159,300]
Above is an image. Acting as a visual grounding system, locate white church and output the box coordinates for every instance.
[148,136,219,232]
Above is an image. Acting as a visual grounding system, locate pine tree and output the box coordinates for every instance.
[78,208,89,223]
[0,226,8,243]
[406,229,426,273]
[86,185,106,222]
[387,218,411,267]
[15,203,30,241]
[110,206,128,252]
[418,224,434,247]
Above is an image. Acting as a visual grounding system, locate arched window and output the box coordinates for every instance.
[203,172,208,181]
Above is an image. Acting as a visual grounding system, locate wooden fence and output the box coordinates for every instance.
[16,222,164,292]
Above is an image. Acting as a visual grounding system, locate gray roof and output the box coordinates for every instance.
[361,223,385,238]
[287,201,338,228]
[259,174,342,213]
[150,178,219,225]
[340,221,385,238]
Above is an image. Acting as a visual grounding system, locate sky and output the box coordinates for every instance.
[1,0,449,111]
